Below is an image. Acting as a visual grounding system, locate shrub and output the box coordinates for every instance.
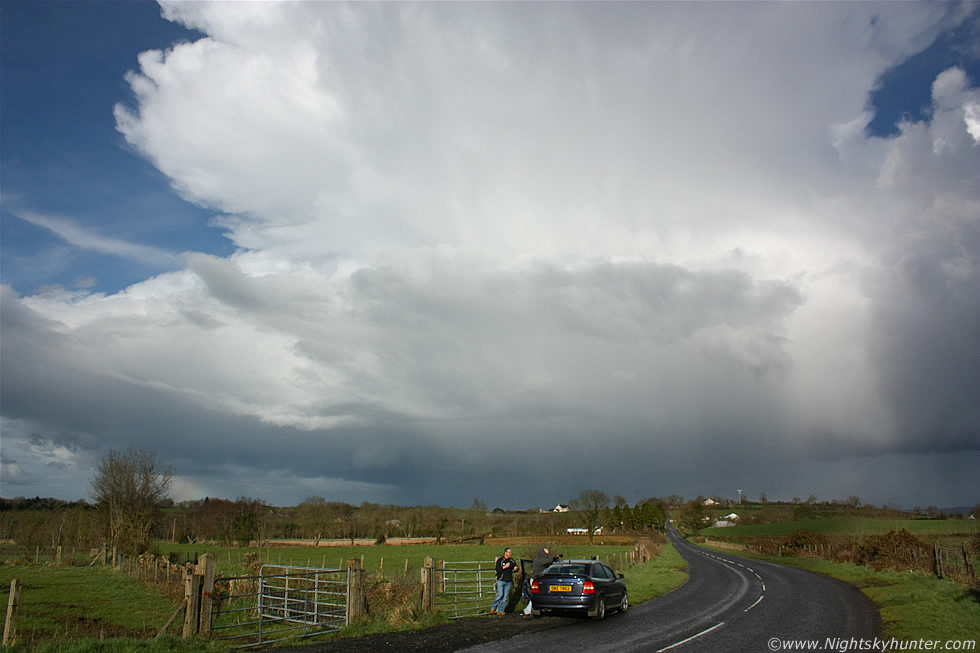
[855,529,932,572]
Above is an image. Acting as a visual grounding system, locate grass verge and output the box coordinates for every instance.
[622,540,688,604]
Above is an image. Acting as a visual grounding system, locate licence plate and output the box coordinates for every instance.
[549,585,572,592]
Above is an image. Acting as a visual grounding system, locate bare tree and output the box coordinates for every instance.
[90,447,173,555]
[570,489,609,544]
[298,496,330,546]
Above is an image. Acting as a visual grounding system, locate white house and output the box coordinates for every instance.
[552,504,570,513]
[703,498,719,507]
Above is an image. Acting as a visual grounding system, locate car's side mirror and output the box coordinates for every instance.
[617,574,624,579]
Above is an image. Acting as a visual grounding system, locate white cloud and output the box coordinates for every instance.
[14,210,181,266]
[3,2,978,507]
[121,1,932,271]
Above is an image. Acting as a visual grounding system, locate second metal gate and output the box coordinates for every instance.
[210,564,350,648]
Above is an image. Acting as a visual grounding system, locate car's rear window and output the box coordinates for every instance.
[546,563,589,576]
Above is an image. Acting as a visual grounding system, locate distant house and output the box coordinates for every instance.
[723,513,739,521]
[703,498,719,507]
[552,504,570,513]
[567,527,602,535]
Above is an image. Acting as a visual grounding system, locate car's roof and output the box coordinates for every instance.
[550,559,603,564]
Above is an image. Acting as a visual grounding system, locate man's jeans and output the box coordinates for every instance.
[490,579,511,613]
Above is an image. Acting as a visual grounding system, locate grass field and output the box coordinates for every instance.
[0,564,221,651]
[701,518,980,539]
[153,540,638,577]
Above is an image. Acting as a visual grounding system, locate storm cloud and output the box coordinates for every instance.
[1,1,978,509]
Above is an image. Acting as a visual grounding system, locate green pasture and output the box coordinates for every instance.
[702,518,979,539]
[0,564,207,650]
[154,540,637,577]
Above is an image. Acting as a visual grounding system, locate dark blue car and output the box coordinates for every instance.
[529,558,628,620]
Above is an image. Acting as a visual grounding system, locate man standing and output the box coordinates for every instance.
[490,547,518,615]
[522,546,552,615]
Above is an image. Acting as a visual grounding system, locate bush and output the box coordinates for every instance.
[784,529,826,552]
[855,529,932,572]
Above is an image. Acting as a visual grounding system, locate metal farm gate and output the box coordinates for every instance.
[435,560,496,619]
[209,564,351,649]
[935,544,976,582]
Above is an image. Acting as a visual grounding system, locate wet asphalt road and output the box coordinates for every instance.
[460,528,880,653]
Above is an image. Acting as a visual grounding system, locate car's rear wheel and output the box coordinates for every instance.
[591,596,606,621]
[619,591,629,614]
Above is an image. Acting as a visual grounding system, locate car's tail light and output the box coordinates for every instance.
[530,579,540,594]
[582,580,595,594]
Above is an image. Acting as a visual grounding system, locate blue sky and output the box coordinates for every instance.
[2,1,978,510]
[2,0,229,295]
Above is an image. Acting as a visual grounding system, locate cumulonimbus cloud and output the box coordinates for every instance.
[2,1,978,507]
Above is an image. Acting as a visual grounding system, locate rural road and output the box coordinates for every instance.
[461,528,880,653]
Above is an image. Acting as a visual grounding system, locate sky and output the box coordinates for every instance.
[1,1,978,511]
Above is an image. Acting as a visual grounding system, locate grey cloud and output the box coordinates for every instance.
[1,258,808,507]
[186,253,266,312]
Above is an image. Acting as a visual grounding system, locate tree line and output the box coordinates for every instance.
[19,447,958,557]
[0,450,675,556]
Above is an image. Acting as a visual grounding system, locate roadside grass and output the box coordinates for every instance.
[621,540,688,604]
[0,564,205,650]
[701,518,979,539]
[6,636,228,653]
[701,545,979,642]
[325,609,450,641]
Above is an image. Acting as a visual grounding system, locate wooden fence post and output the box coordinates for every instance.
[197,554,216,635]
[962,544,975,581]
[55,546,62,568]
[3,579,22,647]
[346,558,366,622]
[183,565,203,638]
[421,556,436,612]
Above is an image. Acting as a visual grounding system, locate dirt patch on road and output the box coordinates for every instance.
[270,613,576,652]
